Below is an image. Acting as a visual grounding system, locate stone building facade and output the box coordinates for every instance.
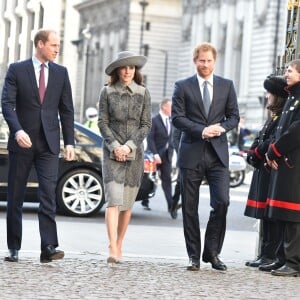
[0,0,289,127]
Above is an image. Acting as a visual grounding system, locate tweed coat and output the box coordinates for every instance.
[266,83,300,222]
[244,116,281,219]
[98,81,151,210]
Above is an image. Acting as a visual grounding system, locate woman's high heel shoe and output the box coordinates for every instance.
[107,256,118,264]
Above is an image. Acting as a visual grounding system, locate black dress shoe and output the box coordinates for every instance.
[4,249,19,262]
[187,259,200,271]
[203,255,227,271]
[170,207,178,219]
[258,260,284,272]
[141,201,151,211]
[40,245,64,263]
[245,256,273,268]
[271,264,300,277]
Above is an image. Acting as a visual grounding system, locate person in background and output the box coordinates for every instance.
[1,29,75,263]
[265,59,300,277]
[172,42,239,271]
[170,126,182,219]
[237,116,253,151]
[84,106,99,133]
[244,75,288,269]
[98,51,151,264]
[146,98,174,212]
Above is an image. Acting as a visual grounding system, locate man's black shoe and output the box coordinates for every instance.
[170,207,178,219]
[245,256,273,267]
[187,258,200,271]
[141,201,151,211]
[271,264,300,277]
[4,249,19,262]
[203,255,227,271]
[259,260,284,272]
[40,245,64,263]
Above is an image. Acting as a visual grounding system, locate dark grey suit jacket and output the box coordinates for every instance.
[1,58,74,154]
[147,113,174,162]
[172,74,239,168]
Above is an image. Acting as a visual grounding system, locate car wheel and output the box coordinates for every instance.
[229,170,245,188]
[56,168,105,217]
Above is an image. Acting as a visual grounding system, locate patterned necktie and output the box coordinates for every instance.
[39,64,46,103]
[203,81,211,116]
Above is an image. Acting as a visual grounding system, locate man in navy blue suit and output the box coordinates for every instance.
[172,42,239,271]
[1,29,75,263]
[146,98,174,211]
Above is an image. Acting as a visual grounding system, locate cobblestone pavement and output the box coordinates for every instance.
[0,253,299,300]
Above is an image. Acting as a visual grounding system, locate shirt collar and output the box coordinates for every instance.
[196,73,213,86]
[115,80,139,94]
[32,56,49,69]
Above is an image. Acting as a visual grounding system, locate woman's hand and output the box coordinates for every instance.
[114,145,131,162]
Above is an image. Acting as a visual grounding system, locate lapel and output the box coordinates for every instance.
[190,75,208,119]
[43,62,57,103]
[158,114,168,134]
[25,60,40,103]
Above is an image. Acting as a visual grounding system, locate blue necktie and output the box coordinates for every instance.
[203,81,211,116]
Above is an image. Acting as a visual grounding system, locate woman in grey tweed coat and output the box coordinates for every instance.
[98,51,151,264]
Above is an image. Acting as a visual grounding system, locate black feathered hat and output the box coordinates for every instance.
[263,75,288,98]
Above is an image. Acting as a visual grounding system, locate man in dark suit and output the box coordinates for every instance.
[146,98,174,211]
[1,29,75,263]
[172,42,239,271]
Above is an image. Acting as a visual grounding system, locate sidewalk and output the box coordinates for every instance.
[0,223,299,300]
[0,252,299,300]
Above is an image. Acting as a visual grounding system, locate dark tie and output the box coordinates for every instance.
[39,64,46,103]
[203,81,211,116]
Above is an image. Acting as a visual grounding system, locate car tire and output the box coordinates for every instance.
[56,168,105,217]
[229,170,245,188]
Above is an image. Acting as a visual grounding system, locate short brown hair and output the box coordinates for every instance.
[33,29,57,47]
[288,59,300,73]
[193,42,217,62]
[160,98,171,109]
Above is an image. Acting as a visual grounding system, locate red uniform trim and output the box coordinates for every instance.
[270,143,281,157]
[267,198,300,211]
[254,147,263,160]
[246,199,266,209]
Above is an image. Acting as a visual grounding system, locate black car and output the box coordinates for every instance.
[0,114,157,217]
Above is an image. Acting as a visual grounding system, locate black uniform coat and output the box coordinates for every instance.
[244,116,280,219]
[266,84,300,222]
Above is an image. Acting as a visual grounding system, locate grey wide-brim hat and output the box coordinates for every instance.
[105,51,147,76]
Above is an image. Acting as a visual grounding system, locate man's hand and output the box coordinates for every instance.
[15,130,32,148]
[202,124,225,139]
[64,145,75,161]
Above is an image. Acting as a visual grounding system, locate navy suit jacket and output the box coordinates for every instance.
[147,114,174,162]
[1,58,74,155]
[172,74,239,168]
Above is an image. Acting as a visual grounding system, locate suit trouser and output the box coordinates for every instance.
[284,221,300,271]
[261,219,285,261]
[6,132,59,251]
[180,143,230,261]
[158,150,173,210]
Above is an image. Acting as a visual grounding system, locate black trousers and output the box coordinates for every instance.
[6,131,59,251]
[180,143,230,261]
[260,219,285,261]
[284,221,300,270]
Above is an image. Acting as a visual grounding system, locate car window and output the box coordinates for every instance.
[74,128,98,145]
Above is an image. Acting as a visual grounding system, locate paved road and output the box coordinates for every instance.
[1,173,299,299]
